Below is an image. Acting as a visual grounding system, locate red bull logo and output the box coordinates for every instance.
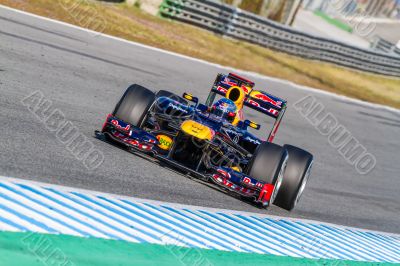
[251,91,282,108]
[217,86,228,94]
[221,77,237,87]
[241,86,251,94]
[221,78,251,94]
[247,100,279,117]
[216,168,231,179]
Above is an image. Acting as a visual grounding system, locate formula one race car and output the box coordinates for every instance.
[95,73,313,210]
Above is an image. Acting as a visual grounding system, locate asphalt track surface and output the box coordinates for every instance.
[1,6,399,233]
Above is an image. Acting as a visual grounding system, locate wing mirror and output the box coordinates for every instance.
[238,120,261,130]
[183,93,199,106]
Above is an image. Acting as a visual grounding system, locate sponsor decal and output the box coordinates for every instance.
[216,168,231,179]
[251,91,283,108]
[242,86,251,94]
[181,121,215,141]
[220,77,251,94]
[112,131,153,151]
[225,128,241,143]
[216,86,228,94]
[243,177,251,184]
[156,135,173,150]
[211,173,256,197]
[111,119,130,131]
[247,99,261,108]
[242,176,264,189]
[247,100,279,116]
[191,123,204,133]
[244,136,261,145]
[221,77,237,87]
[167,102,187,113]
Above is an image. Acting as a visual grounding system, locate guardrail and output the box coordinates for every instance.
[159,0,400,77]
[372,37,400,57]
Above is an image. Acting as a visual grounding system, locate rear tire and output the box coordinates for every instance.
[113,84,156,127]
[246,142,288,204]
[274,145,313,211]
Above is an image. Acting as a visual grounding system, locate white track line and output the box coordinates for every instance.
[1,175,398,238]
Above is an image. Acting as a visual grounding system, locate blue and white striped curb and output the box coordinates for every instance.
[0,177,399,263]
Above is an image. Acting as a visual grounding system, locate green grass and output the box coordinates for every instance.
[314,10,353,33]
[1,0,399,109]
[0,231,394,266]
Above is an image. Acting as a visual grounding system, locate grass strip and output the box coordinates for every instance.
[314,10,353,33]
[0,231,396,266]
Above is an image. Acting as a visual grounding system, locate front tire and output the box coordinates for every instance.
[274,145,313,211]
[113,84,156,127]
[246,142,288,205]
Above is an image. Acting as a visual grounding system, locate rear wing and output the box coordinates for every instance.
[206,73,287,142]
[208,73,287,119]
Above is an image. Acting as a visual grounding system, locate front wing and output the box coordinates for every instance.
[96,114,276,207]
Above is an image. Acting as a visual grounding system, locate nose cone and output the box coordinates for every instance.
[181,120,215,141]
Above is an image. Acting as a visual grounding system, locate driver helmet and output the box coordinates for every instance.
[211,98,237,123]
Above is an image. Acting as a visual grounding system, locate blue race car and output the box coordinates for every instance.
[96,73,313,210]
